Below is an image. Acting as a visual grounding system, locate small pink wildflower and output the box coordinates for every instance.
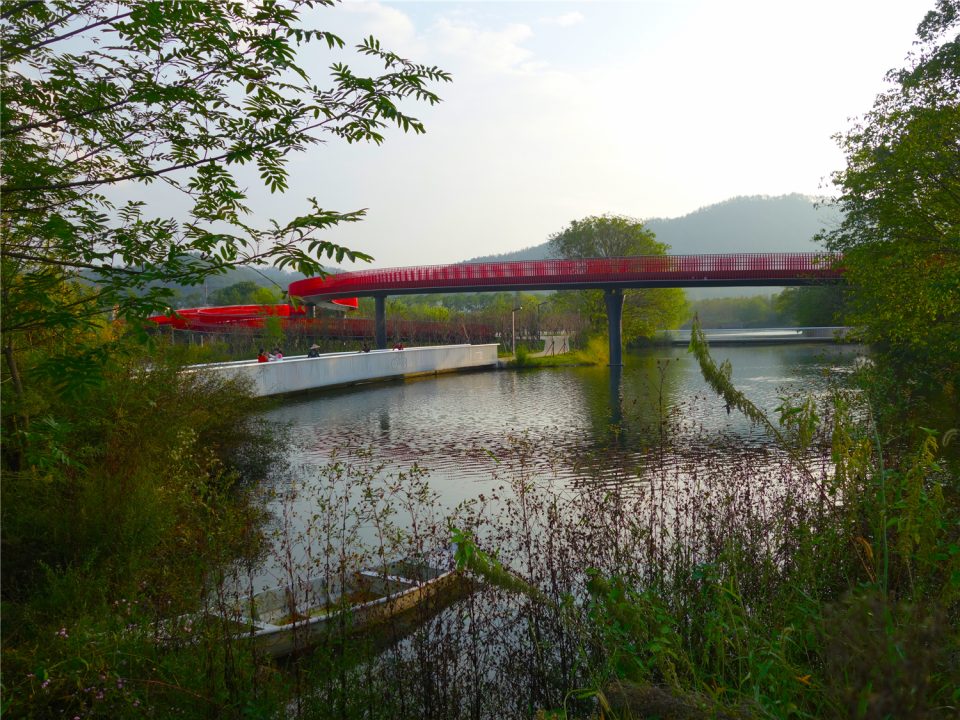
[56,627,68,638]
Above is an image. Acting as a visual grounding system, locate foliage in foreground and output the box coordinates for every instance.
[1,340,284,718]
[1,0,450,398]
[453,319,959,719]
[4,318,957,719]
[4,3,958,717]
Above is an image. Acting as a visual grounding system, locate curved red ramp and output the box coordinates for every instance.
[148,299,357,330]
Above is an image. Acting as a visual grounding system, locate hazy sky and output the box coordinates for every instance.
[236,0,932,268]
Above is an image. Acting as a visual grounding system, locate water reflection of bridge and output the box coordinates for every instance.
[666,327,853,345]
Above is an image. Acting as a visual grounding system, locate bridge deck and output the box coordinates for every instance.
[289,253,843,301]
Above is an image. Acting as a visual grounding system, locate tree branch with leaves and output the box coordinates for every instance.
[0,0,451,397]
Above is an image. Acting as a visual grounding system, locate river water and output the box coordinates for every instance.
[252,343,863,587]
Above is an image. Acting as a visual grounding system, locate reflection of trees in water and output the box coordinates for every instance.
[565,347,846,490]
[263,345,858,494]
[578,352,685,453]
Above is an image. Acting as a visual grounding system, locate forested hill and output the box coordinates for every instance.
[466,194,841,263]
[128,265,305,308]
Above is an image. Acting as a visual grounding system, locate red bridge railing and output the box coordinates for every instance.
[288,253,843,300]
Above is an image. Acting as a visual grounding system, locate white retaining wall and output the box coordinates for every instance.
[190,344,499,397]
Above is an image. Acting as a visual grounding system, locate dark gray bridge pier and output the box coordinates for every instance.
[604,289,624,367]
[375,295,387,349]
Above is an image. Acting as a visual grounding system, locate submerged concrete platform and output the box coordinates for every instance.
[190,344,499,397]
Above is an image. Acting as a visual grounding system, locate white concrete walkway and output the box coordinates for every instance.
[188,344,499,397]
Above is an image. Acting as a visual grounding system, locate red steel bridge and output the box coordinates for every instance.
[288,253,843,365]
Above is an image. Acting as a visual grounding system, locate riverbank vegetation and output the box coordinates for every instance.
[455,324,959,717]
[508,335,609,368]
[5,325,956,718]
[2,339,285,717]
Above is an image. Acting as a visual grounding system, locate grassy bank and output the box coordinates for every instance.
[508,335,609,368]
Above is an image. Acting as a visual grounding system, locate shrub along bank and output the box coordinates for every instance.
[455,319,959,718]
[1,335,289,718]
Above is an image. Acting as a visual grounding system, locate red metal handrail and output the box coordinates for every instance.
[288,253,843,300]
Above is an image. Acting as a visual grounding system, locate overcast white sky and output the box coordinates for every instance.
[238,0,932,268]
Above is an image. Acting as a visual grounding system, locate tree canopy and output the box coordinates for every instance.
[0,0,450,393]
[819,0,959,388]
[548,215,688,342]
[548,215,666,259]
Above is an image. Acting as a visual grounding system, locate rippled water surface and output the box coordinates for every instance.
[247,343,865,589]
[264,344,862,488]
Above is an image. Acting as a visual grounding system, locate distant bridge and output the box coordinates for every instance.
[666,327,853,345]
[289,253,843,365]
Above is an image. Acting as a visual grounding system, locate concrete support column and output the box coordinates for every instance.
[604,288,624,367]
[374,295,387,349]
